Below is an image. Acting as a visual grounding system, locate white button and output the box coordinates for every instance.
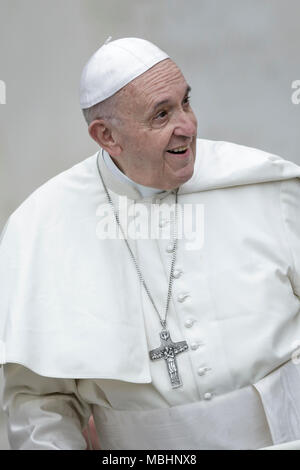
[178,293,189,303]
[197,367,210,376]
[166,244,174,253]
[204,392,212,400]
[159,218,169,228]
[173,269,182,279]
[190,342,200,350]
[184,319,194,328]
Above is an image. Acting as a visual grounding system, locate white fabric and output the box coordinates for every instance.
[1,138,300,449]
[91,359,300,450]
[1,138,300,378]
[261,441,300,450]
[79,37,169,109]
[2,356,300,449]
[2,364,90,450]
[253,359,300,446]
[90,375,273,450]
[1,362,272,450]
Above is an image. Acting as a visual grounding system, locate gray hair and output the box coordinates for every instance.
[82,92,123,126]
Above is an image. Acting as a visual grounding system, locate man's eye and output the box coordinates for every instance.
[183,94,191,105]
[154,110,168,120]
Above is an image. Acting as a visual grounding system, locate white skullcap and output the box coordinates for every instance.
[79,37,169,109]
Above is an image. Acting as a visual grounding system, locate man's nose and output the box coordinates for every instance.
[173,110,197,137]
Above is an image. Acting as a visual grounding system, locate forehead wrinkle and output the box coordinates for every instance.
[140,67,187,115]
[141,60,181,83]
[149,84,191,114]
[139,62,184,94]
[117,60,186,119]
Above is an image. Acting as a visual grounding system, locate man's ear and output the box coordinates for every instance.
[88,119,122,157]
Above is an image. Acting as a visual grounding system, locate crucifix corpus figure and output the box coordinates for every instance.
[149,329,188,388]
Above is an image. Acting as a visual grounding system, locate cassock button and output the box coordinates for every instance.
[173,269,182,279]
[204,392,212,400]
[159,218,169,228]
[197,367,210,376]
[184,319,195,328]
[178,293,189,302]
[166,244,174,253]
[191,342,200,350]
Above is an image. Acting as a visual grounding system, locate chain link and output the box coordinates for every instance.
[96,151,178,329]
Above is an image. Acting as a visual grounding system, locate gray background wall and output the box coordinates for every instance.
[0,0,299,449]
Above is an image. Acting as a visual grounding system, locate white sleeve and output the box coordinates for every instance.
[260,440,300,450]
[281,178,300,297]
[1,363,92,450]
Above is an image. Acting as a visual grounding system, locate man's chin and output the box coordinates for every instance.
[162,165,194,191]
[175,157,195,185]
[177,170,194,187]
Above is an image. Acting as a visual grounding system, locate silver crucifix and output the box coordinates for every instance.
[149,329,189,389]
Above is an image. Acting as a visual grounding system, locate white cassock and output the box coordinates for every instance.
[1,138,300,450]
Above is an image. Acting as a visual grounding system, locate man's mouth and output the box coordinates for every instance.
[166,145,189,155]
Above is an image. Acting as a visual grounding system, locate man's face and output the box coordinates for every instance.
[112,59,198,190]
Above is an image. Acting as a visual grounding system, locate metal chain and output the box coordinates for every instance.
[96,151,178,329]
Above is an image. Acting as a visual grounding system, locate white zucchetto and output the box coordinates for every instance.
[79,37,169,109]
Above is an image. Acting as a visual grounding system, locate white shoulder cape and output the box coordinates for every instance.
[1,139,300,378]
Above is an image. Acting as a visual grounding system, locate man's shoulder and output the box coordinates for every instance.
[183,138,300,193]
[7,152,99,229]
[195,137,288,170]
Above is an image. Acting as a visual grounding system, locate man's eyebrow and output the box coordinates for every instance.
[150,85,192,114]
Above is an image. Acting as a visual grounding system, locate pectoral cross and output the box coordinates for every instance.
[149,329,189,389]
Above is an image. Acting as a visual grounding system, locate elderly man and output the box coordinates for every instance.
[1,37,300,450]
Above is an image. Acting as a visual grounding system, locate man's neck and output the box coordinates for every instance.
[102,150,166,198]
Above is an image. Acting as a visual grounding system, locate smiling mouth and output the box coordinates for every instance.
[167,145,189,155]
